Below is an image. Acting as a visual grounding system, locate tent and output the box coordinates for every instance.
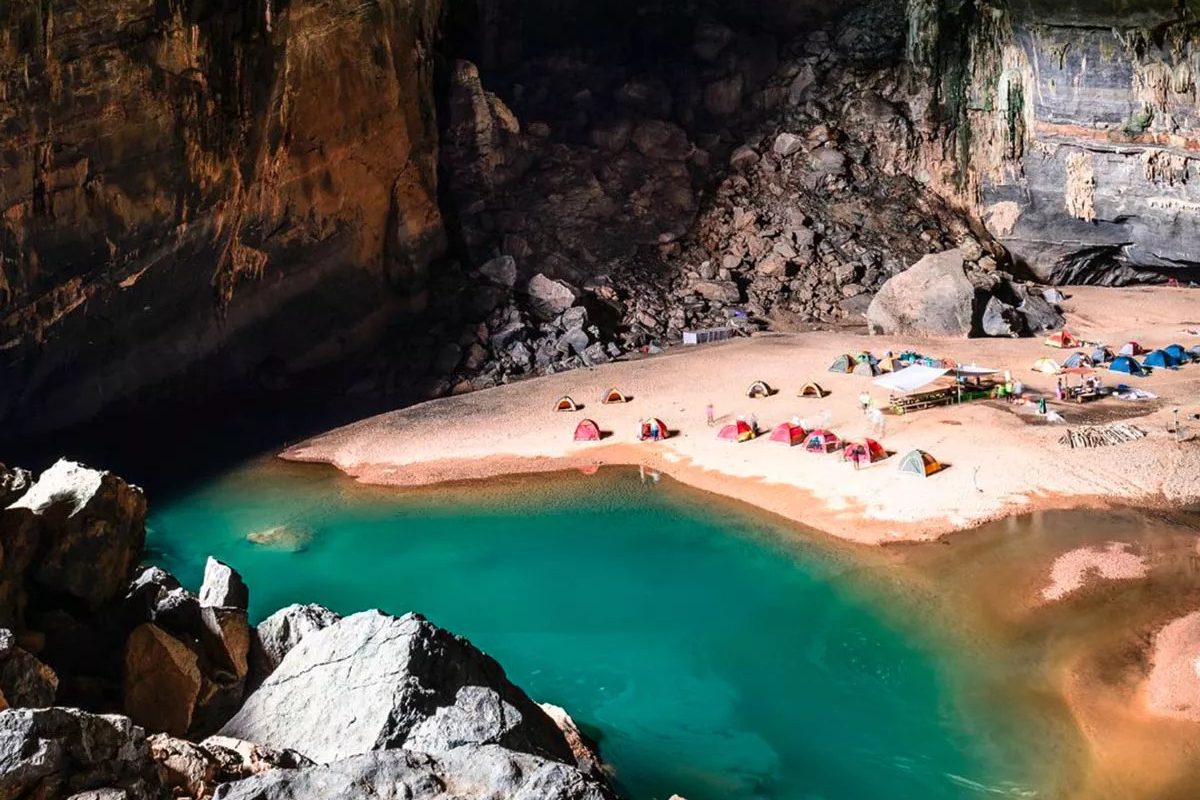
[1190,345,1200,362]
[555,396,579,412]
[853,360,881,378]
[1109,356,1147,376]
[1045,330,1081,349]
[573,420,601,441]
[799,382,827,398]
[1143,349,1177,369]
[1090,346,1114,364]
[899,449,941,477]
[843,439,887,467]
[602,388,628,404]
[828,354,855,374]
[877,355,901,373]
[746,380,774,399]
[638,418,669,441]
[770,422,807,447]
[1031,357,1062,375]
[718,420,755,443]
[804,430,840,454]
[1118,341,1144,357]
[1062,352,1092,369]
[1165,344,1189,363]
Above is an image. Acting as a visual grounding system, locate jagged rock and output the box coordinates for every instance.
[560,306,588,331]
[867,250,975,337]
[2,460,146,618]
[558,329,590,357]
[199,608,250,682]
[126,567,202,637]
[772,133,803,158]
[212,745,616,800]
[199,558,248,610]
[0,629,57,709]
[478,255,518,288]
[538,703,604,779]
[248,604,342,691]
[124,624,202,737]
[981,296,1025,338]
[630,120,691,161]
[692,281,741,304]
[1017,289,1067,333]
[150,734,312,800]
[0,707,163,800]
[526,274,579,322]
[219,611,575,766]
[809,147,848,176]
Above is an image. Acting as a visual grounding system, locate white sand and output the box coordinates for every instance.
[1041,542,1148,601]
[284,286,1200,544]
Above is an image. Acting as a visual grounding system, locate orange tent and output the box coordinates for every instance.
[718,421,755,443]
[602,388,628,404]
[573,420,601,441]
[804,430,839,453]
[769,422,806,447]
[843,439,887,467]
[638,418,669,441]
[1045,330,1081,349]
[555,396,579,412]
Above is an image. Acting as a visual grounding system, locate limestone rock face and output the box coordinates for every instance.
[199,559,249,611]
[211,745,617,800]
[867,250,975,337]
[219,611,575,766]
[0,707,163,800]
[1,460,146,624]
[248,604,342,690]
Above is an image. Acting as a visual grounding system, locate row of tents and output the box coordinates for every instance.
[572,417,670,442]
[828,350,954,378]
[1033,342,1200,377]
[556,388,630,411]
[716,419,942,475]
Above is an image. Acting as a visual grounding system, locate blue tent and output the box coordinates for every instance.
[1144,349,1177,369]
[1090,346,1114,364]
[1063,352,1092,368]
[1109,356,1147,376]
[1165,343,1189,363]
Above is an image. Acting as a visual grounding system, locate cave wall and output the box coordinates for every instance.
[0,0,445,435]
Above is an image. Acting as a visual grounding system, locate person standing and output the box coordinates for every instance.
[859,391,871,414]
[706,402,715,427]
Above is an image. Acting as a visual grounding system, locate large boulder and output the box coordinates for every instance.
[526,274,579,322]
[0,629,57,709]
[124,623,202,737]
[247,604,341,690]
[0,707,163,799]
[212,745,616,800]
[2,460,146,619]
[199,558,249,610]
[219,611,575,766]
[867,250,976,337]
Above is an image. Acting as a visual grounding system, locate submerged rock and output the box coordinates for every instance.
[220,610,575,766]
[245,525,314,553]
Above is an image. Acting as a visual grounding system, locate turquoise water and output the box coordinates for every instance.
[147,462,1032,800]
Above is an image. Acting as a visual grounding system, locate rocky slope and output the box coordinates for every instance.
[0,459,615,799]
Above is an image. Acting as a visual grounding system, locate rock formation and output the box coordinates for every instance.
[247,604,341,690]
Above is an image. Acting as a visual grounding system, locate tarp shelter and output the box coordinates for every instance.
[799,382,827,398]
[1118,341,1144,357]
[718,420,755,443]
[853,360,880,378]
[1143,349,1177,369]
[805,430,840,453]
[638,418,669,441]
[746,380,774,398]
[899,449,941,477]
[555,396,579,412]
[1032,357,1061,375]
[770,422,807,447]
[873,365,950,393]
[573,420,601,441]
[1090,346,1114,364]
[828,354,855,374]
[1045,330,1081,349]
[1109,356,1147,376]
[602,388,628,404]
[1165,344,1189,363]
[1062,352,1092,369]
[843,439,887,467]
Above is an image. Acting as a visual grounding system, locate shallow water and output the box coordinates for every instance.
[147,461,1045,799]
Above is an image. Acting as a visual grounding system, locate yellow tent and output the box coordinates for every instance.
[602,388,629,404]
[555,396,579,412]
[1031,357,1062,375]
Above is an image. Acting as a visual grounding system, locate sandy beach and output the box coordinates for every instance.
[284,285,1200,544]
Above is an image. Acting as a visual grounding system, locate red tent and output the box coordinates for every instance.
[804,430,839,453]
[638,418,670,441]
[573,419,601,441]
[769,422,806,447]
[843,438,887,467]
[718,420,755,443]
[1045,330,1081,349]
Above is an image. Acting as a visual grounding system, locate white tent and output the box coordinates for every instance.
[873,365,949,394]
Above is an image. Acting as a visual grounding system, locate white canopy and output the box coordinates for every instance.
[873,365,950,393]
[955,365,1001,376]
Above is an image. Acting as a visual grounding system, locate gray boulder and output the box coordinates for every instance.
[212,745,616,800]
[0,629,57,708]
[248,604,341,690]
[1017,288,1067,333]
[478,255,517,288]
[219,611,575,766]
[526,274,579,322]
[199,558,248,610]
[0,707,162,800]
[980,296,1025,338]
[692,280,741,304]
[125,566,201,635]
[867,250,975,337]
